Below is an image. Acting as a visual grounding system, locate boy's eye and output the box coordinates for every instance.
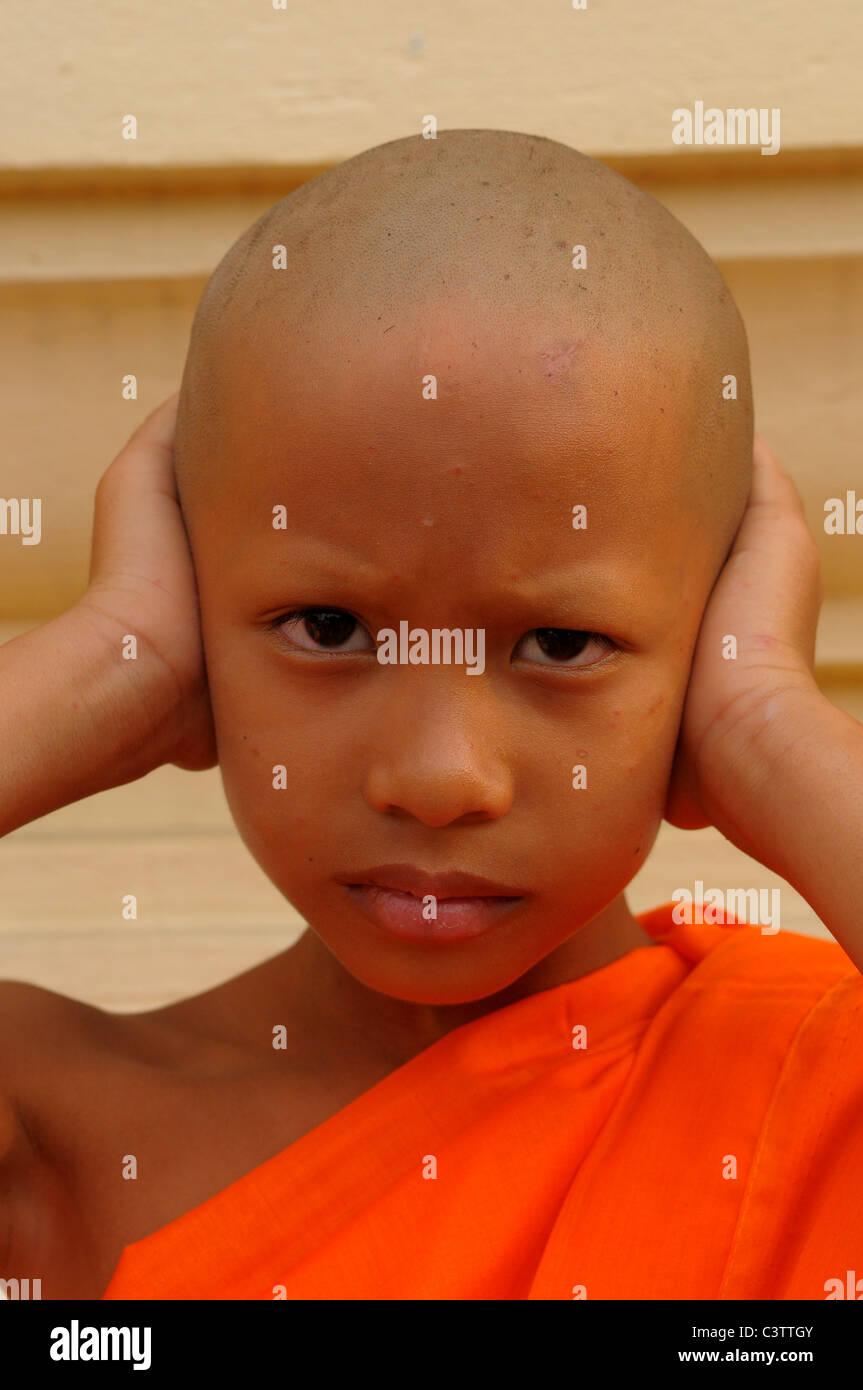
[276,608,376,653]
[272,613,615,668]
[513,628,615,667]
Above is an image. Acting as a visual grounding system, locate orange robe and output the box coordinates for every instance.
[102,902,863,1300]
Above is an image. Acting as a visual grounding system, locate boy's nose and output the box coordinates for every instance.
[361,679,514,827]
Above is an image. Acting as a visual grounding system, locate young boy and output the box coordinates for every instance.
[2,129,862,1301]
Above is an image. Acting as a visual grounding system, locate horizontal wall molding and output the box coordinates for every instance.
[3,145,863,196]
[3,147,863,284]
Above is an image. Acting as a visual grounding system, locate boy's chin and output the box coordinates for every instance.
[320,937,537,1007]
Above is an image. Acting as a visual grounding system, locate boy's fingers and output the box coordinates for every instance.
[95,394,181,512]
[89,392,185,584]
[123,392,181,472]
[735,432,819,567]
[750,430,808,523]
[721,431,822,673]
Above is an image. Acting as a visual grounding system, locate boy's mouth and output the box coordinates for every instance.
[337,863,525,944]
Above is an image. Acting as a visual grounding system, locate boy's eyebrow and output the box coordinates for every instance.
[496,561,655,601]
[267,536,391,585]
[262,541,658,617]
[489,565,662,628]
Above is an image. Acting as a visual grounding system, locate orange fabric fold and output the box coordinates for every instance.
[102,902,863,1300]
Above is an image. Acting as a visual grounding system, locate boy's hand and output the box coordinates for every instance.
[78,393,217,772]
[664,432,825,856]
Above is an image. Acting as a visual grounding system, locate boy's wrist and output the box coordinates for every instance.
[70,597,185,785]
[742,684,863,964]
[0,603,179,836]
[720,680,851,885]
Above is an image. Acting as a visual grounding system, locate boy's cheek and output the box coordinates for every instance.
[206,641,686,868]
[215,752,328,907]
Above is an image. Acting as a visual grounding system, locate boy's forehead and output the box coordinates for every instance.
[200,297,697,600]
[177,132,752,592]
[218,292,693,509]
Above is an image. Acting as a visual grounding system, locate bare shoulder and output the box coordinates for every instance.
[0,979,211,1117]
[0,980,112,1281]
[0,979,155,1152]
[0,980,195,1295]
[0,988,24,1159]
[0,981,107,1150]
[0,978,112,1071]
[0,977,96,1025]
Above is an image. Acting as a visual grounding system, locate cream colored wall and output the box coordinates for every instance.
[2,2,862,1008]
[3,1,862,164]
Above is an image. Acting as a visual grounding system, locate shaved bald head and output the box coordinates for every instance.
[176,128,752,575]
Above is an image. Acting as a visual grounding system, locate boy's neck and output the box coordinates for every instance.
[278,894,655,1067]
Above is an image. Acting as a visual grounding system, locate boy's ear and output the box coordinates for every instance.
[663,735,712,831]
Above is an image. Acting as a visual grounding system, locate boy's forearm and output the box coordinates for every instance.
[732,685,863,970]
[0,604,178,837]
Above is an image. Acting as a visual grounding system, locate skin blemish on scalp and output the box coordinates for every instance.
[538,341,580,379]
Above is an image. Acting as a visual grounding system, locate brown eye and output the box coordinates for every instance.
[514,628,614,667]
[276,608,375,653]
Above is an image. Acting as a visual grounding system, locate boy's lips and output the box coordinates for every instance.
[336,863,524,899]
[336,863,525,944]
